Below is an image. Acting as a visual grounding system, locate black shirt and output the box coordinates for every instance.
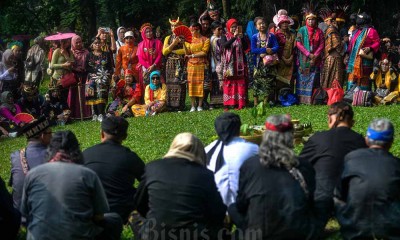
[299,127,367,201]
[83,140,145,222]
[134,157,226,240]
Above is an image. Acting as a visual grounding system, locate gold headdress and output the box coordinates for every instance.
[302,1,318,20]
[140,23,153,33]
[169,17,182,26]
[335,4,349,23]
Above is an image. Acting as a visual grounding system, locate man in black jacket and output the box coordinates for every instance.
[83,116,145,223]
[299,101,367,225]
[335,118,400,240]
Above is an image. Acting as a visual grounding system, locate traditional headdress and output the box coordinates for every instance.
[124,69,134,76]
[302,1,318,20]
[207,0,218,12]
[169,17,183,26]
[22,83,39,98]
[140,23,153,33]
[22,116,50,139]
[273,9,289,25]
[277,15,294,26]
[319,7,335,22]
[335,4,349,23]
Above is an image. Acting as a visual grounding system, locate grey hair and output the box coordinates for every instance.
[259,115,297,170]
[366,118,394,147]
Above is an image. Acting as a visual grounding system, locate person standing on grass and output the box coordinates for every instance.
[184,22,210,112]
[335,118,400,240]
[21,130,122,240]
[295,4,324,104]
[250,16,279,106]
[83,116,145,224]
[220,18,249,110]
[10,117,52,212]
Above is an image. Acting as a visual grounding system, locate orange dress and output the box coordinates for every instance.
[115,44,139,81]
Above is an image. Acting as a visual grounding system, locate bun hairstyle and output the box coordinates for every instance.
[328,101,354,128]
[46,131,83,164]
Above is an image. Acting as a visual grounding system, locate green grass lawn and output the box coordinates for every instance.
[1,103,399,239]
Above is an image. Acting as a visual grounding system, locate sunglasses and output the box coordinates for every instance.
[152,76,160,80]
[125,37,133,39]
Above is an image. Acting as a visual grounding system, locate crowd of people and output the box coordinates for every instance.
[1,2,400,239]
[0,103,399,240]
[1,1,400,137]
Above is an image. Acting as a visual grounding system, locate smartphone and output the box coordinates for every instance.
[237,25,243,34]
[102,27,110,33]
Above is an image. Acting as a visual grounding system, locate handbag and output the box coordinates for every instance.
[60,72,77,88]
[343,85,359,103]
[263,54,279,66]
[375,88,390,98]
[326,80,344,105]
[262,33,279,67]
[278,88,298,106]
[352,90,373,106]
[311,87,328,105]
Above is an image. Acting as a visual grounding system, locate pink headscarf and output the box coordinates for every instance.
[71,35,88,70]
[137,25,162,68]
[226,18,237,38]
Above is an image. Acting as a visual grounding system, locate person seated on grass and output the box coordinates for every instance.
[0,174,20,240]
[107,69,143,117]
[131,70,166,117]
[10,117,52,213]
[370,58,399,104]
[298,101,367,226]
[206,112,259,207]
[41,87,70,126]
[335,118,400,240]
[84,116,145,225]
[21,130,122,240]
[228,114,326,239]
[132,132,226,240]
[17,83,45,119]
[0,91,25,130]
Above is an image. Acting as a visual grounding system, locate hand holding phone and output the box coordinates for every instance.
[237,25,243,34]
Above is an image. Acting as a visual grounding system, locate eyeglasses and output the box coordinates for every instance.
[125,37,133,39]
[152,76,160,80]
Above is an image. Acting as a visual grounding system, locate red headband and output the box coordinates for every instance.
[265,121,293,132]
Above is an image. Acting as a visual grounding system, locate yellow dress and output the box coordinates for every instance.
[185,36,210,97]
[131,84,167,116]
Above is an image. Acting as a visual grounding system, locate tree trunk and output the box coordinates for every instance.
[222,0,230,19]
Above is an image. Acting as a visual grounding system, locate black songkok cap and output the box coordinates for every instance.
[101,116,129,137]
[22,116,50,139]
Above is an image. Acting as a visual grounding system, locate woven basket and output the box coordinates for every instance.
[240,130,264,145]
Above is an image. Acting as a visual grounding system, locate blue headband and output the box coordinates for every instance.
[149,70,161,90]
[367,127,394,142]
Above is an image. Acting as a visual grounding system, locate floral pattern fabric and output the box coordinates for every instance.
[85,52,112,105]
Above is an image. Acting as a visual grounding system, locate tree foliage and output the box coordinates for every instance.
[1,0,400,45]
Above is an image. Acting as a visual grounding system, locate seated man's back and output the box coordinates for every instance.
[83,116,145,222]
